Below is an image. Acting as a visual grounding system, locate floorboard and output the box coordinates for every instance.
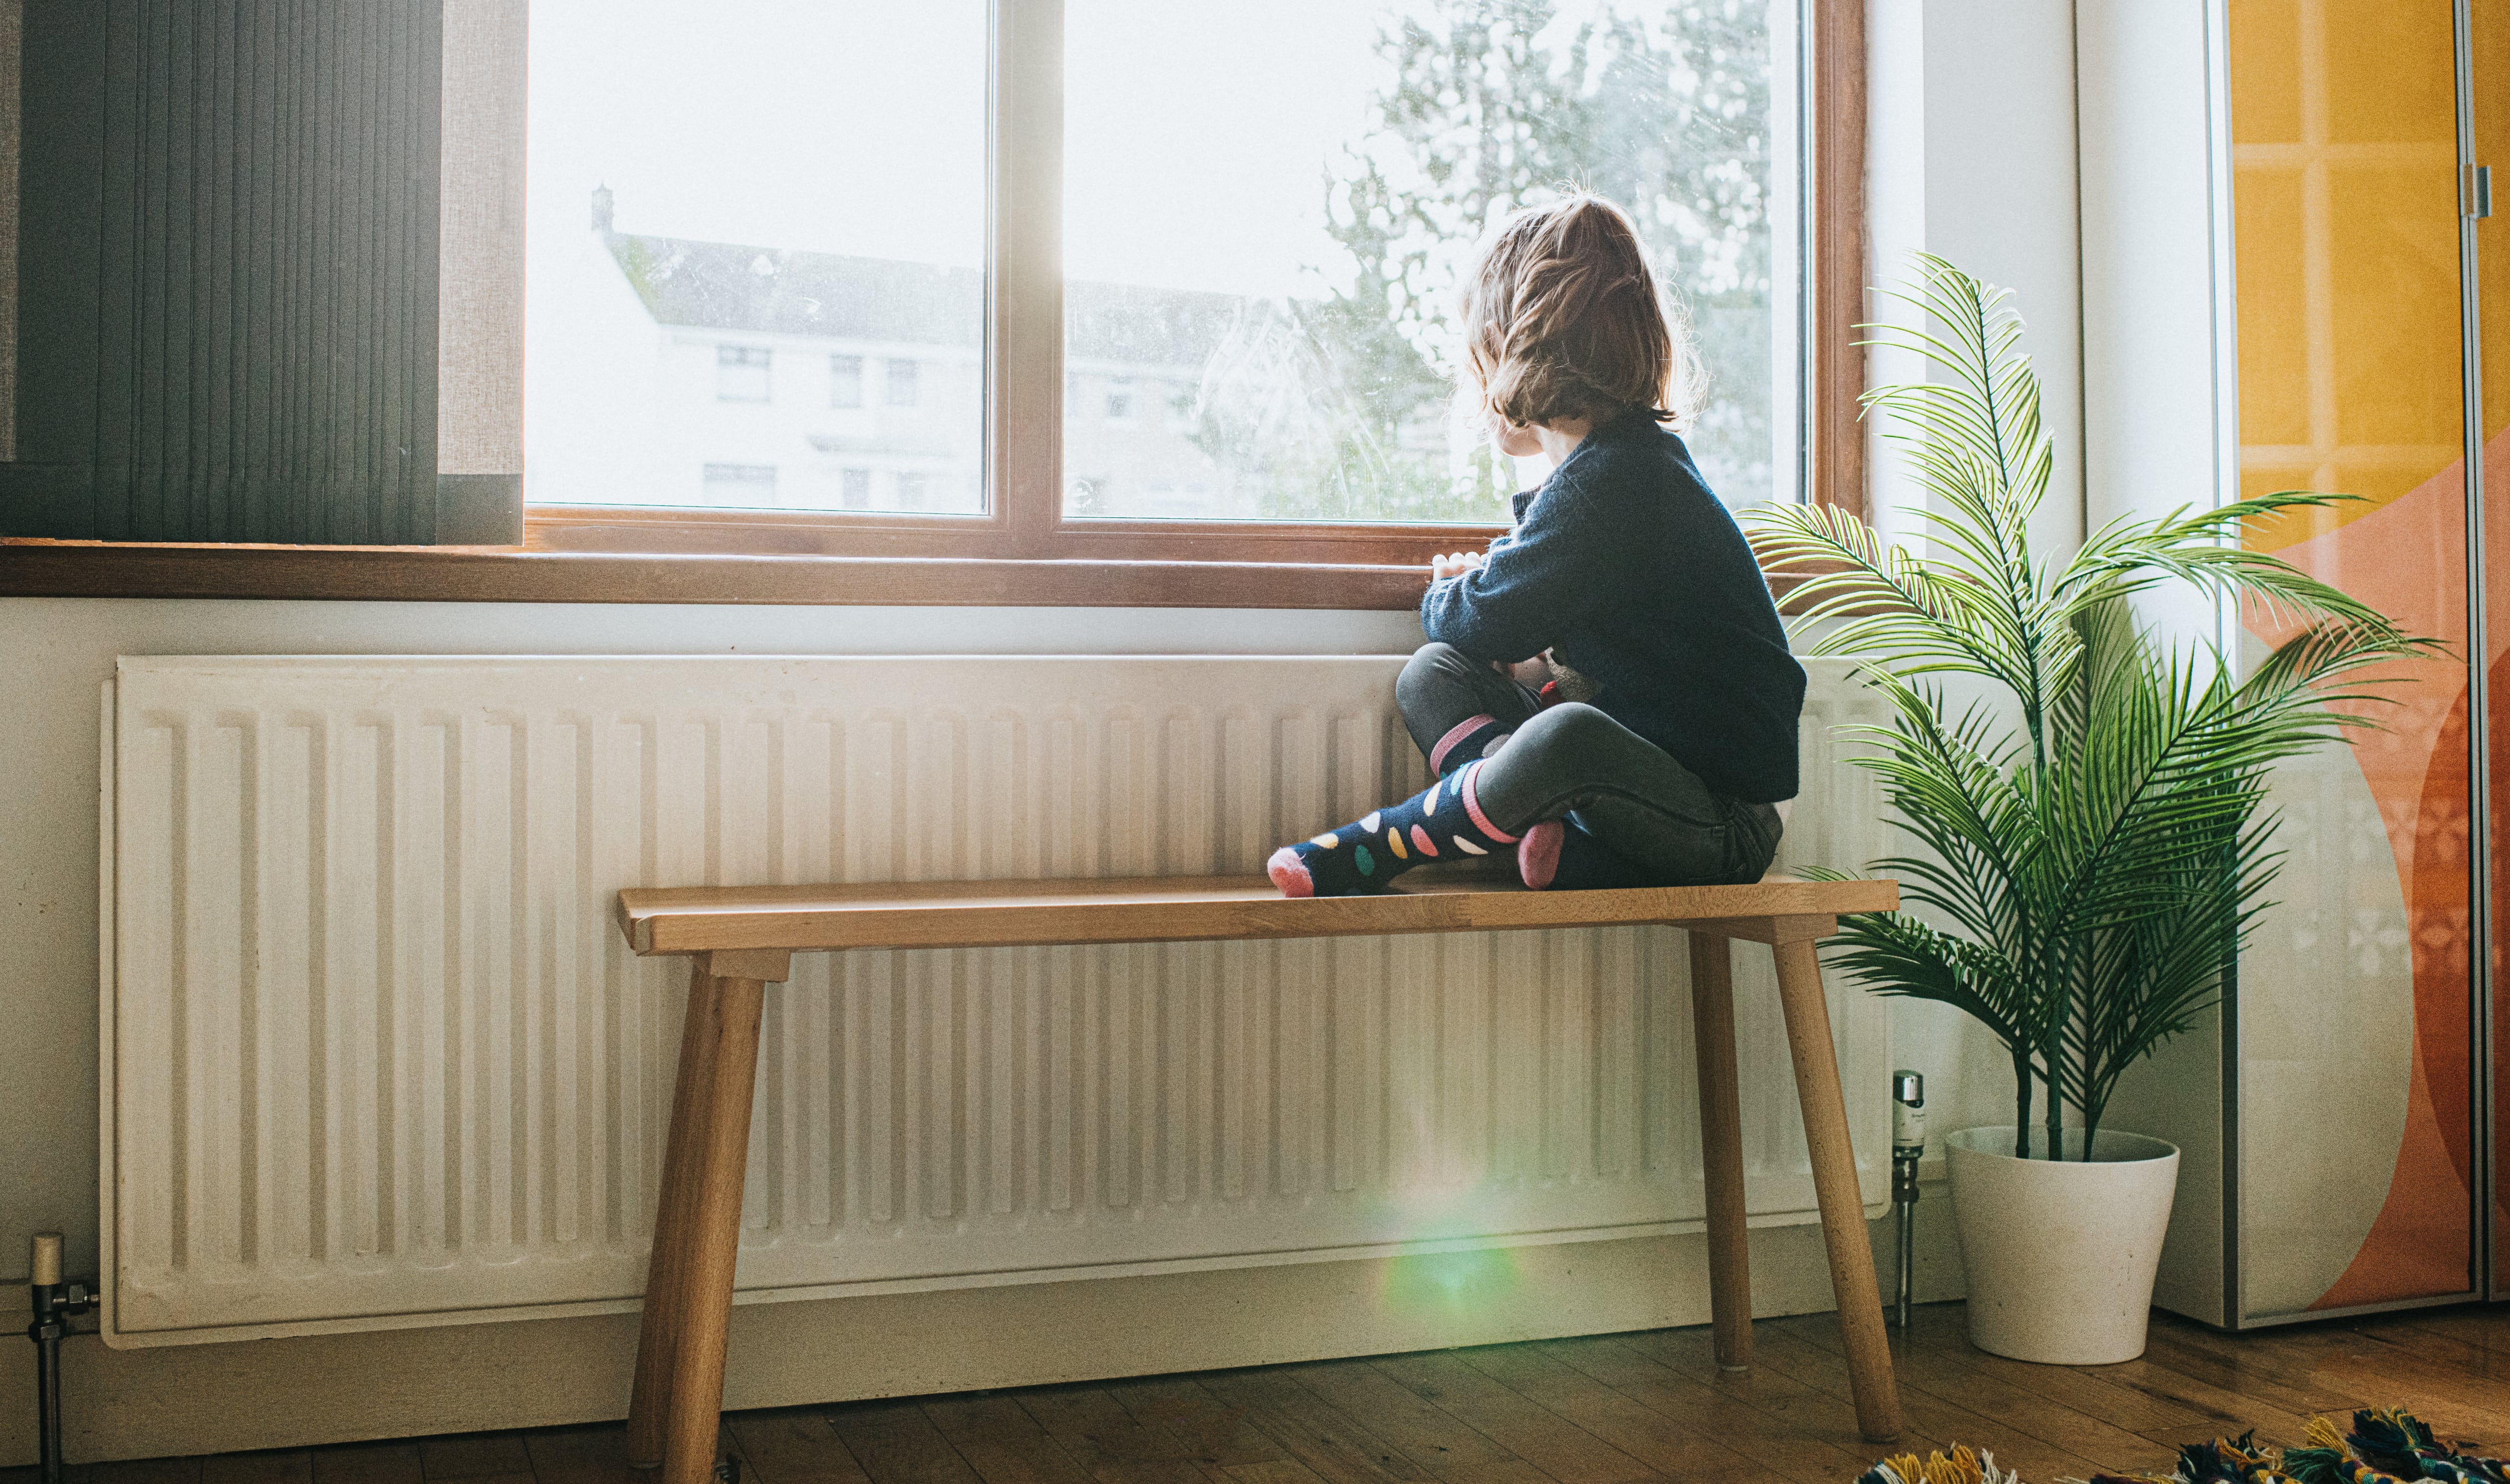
[918,1395,1095,1484]
[1366,1350,1663,1484]
[1269,1357,1536,1484]
[1189,1366,1431,1484]
[13,1302,2507,1484]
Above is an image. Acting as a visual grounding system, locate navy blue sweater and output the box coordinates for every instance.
[1420,411,1805,803]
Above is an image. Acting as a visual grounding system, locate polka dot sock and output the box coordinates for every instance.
[1268,760,1521,897]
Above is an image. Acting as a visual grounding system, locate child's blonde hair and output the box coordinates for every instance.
[1459,194,1698,434]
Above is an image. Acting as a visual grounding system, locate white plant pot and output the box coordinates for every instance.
[1944,1125,2181,1365]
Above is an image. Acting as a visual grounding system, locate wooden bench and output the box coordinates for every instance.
[614,874,1906,1481]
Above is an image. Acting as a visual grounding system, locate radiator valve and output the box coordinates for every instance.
[1890,1071,1925,1329]
[28,1233,94,1484]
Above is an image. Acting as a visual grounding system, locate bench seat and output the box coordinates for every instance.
[619,871,1901,958]
[616,873,1905,1480]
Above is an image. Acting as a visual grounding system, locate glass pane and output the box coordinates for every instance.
[1063,0,1799,523]
[2226,0,2478,1320]
[2474,0,2510,1302]
[524,1,986,514]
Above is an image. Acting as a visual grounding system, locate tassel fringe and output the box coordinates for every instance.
[1853,1409,2507,1484]
[1859,1444,2021,1484]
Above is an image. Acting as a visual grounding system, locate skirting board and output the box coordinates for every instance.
[1,1214,1958,1464]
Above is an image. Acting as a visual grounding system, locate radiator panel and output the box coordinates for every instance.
[105,655,1890,1343]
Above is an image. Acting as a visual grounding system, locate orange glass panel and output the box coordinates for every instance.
[2231,3,2303,146]
[2324,2,2454,145]
[2234,169,2311,449]
[2326,166,2464,447]
[2229,0,2477,1319]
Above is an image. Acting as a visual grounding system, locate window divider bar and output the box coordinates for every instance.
[989,0,1063,553]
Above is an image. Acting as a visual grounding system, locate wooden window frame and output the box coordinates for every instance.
[1,0,1865,607]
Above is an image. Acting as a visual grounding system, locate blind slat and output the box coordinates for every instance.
[6,0,517,546]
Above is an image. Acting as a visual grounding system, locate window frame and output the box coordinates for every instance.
[0,0,1865,606]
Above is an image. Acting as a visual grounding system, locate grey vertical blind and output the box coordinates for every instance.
[5,0,523,545]
[1,1,20,464]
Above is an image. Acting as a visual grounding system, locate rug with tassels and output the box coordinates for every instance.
[1854,1408,2509,1484]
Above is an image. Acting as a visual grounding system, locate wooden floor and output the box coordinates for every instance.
[13,1302,2507,1484]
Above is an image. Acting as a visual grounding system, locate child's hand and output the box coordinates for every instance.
[1430,551,1485,581]
[1502,654,1554,687]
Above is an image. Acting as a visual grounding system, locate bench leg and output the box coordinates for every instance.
[627,959,722,1470]
[626,963,769,1483]
[1687,931,1753,1372]
[1770,936,1903,1444]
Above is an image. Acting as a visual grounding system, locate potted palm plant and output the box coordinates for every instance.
[1749,256,2428,1365]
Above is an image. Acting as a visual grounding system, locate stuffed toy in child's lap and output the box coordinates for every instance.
[1268,195,1805,898]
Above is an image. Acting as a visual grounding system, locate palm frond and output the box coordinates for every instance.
[1745,254,2427,1157]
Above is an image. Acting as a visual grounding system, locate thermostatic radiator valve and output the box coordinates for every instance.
[1890,1071,1926,1328]
[27,1233,94,1484]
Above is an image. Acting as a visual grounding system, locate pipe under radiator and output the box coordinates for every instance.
[25,1234,94,1483]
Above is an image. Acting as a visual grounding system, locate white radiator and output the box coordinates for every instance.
[101,655,1891,1346]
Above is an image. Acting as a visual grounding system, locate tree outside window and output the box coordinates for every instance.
[1066,0,1784,523]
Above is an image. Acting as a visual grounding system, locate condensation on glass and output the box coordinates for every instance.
[1062,0,1803,523]
[522,0,986,514]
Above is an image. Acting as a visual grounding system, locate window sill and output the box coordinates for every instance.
[0,539,1433,609]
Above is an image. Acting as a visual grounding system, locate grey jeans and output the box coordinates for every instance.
[1395,643,1784,886]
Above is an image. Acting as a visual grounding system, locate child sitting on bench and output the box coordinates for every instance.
[1268,195,1805,897]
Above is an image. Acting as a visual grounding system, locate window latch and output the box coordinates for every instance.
[2469,163,2493,219]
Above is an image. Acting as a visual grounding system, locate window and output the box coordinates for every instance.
[1061,1,1799,524]
[895,471,928,505]
[525,0,984,514]
[885,358,920,408]
[830,355,865,409]
[716,346,772,403]
[515,0,1835,563]
[702,463,778,504]
[12,0,1864,601]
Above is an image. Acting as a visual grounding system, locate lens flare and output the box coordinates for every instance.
[1381,1243,1521,1317]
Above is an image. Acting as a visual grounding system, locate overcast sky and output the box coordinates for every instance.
[527,0,1404,300]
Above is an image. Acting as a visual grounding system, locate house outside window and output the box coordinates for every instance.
[1105,381,1135,423]
[702,463,777,503]
[841,468,871,508]
[715,346,771,403]
[829,355,864,409]
[885,358,920,408]
[894,471,928,505]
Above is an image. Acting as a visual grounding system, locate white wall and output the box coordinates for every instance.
[2070,0,2238,1322]
[1858,0,2089,1146]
